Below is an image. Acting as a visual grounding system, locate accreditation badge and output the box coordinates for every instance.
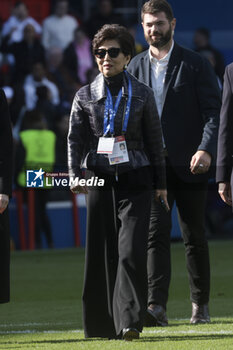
[108,136,129,165]
[97,137,115,154]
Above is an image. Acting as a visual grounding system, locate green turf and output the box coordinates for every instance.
[0,241,233,349]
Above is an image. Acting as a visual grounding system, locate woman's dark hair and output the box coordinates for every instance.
[141,0,174,22]
[92,24,135,58]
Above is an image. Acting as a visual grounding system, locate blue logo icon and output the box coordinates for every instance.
[26,168,45,187]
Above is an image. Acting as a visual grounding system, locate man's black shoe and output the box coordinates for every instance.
[190,302,210,324]
[144,304,168,327]
[122,328,140,341]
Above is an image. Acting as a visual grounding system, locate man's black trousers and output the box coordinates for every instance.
[147,161,210,309]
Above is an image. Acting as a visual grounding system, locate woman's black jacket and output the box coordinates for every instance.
[67,72,166,189]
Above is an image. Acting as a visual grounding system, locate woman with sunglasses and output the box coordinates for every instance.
[68,24,167,341]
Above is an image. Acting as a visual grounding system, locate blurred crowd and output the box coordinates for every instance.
[0,0,91,157]
[0,0,140,180]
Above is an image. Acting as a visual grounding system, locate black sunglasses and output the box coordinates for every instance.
[94,47,121,59]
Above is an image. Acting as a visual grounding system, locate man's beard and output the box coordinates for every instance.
[146,25,172,48]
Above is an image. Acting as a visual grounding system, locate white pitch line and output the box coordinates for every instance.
[0,319,189,328]
[0,322,76,328]
[0,330,82,335]
[143,330,233,335]
[0,329,233,335]
[1,317,232,328]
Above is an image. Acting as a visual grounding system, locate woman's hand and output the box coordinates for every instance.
[155,189,170,212]
[71,185,88,194]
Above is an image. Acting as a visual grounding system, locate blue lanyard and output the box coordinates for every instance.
[103,71,132,136]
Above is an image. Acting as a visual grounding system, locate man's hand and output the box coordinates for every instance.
[71,185,88,195]
[190,150,211,175]
[155,189,170,211]
[218,182,232,206]
[0,194,9,214]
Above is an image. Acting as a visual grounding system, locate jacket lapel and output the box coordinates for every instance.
[143,51,152,87]
[162,43,182,110]
[90,73,106,102]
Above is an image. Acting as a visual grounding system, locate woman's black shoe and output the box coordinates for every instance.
[122,328,140,341]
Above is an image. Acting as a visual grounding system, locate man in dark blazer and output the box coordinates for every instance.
[0,89,13,304]
[128,0,221,325]
[216,63,233,207]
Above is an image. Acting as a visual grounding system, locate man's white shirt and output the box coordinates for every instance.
[149,40,174,118]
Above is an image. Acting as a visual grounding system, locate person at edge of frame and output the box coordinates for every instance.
[0,89,13,304]
[127,0,221,326]
[216,63,233,209]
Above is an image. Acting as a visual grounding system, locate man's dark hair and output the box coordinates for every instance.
[92,24,135,58]
[141,0,174,22]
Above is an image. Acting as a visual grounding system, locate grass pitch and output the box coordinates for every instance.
[0,241,233,349]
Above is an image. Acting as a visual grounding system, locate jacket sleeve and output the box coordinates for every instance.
[195,57,221,160]
[127,56,142,81]
[216,65,233,183]
[128,58,138,77]
[0,90,13,196]
[142,87,166,189]
[67,90,89,179]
